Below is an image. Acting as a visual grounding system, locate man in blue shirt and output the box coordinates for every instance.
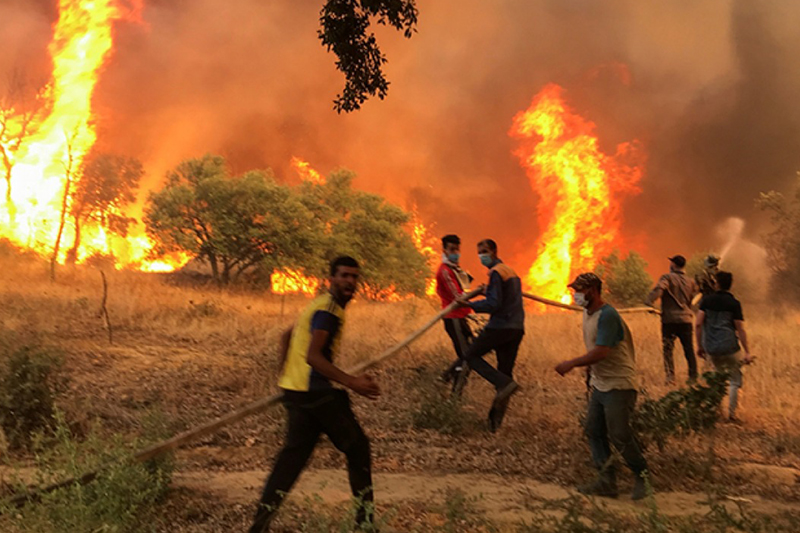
[555,273,649,500]
[457,239,524,432]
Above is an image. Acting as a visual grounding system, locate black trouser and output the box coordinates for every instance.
[442,317,473,375]
[661,322,697,381]
[249,389,373,533]
[463,327,524,390]
[585,388,648,481]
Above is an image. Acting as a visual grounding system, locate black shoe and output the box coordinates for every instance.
[577,478,619,498]
[440,368,456,384]
[488,396,510,433]
[451,365,470,397]
[631,475,649,501]
[492,381,520,409]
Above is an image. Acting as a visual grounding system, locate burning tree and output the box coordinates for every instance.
[67,153,144,264]
[0,71,45,212]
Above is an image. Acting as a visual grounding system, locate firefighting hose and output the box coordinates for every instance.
[5,288,658,508]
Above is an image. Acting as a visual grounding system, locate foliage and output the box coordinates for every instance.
[145,156,429,296]
[757,177,800,301]
[411,368,480,435]
[0,344,63,450]
[297,170,428,296]
[144,155,320,285]
[67,153,144,263]
[1,411,173,533]
[595,250,653,307]
[319,0,418,112]
[634,371,728,451]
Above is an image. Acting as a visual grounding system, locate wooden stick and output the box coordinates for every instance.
[522,292,660,315]
[6,288,482,507]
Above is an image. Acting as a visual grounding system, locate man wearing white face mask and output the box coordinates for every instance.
[555,273,650,501]
[436,234,474,391]
[456,239,524,432]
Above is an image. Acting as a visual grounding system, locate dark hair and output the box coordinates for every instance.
[442,234,461,248]
[716,271,733,291]
[330,256,360,276]
[478,239,497,253]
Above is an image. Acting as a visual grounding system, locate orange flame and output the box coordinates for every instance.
[408,206,438,297]
[271,268,321,296]
[0,0,175,271]
[510,84,643,303]
[291,156,325,184]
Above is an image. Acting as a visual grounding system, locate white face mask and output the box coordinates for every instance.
[573,292,589,308]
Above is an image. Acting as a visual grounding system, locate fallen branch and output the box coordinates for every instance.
[5,288,483,508]
[522,292,660,315]
[97,270,113,344]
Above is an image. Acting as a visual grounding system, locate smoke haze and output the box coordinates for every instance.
[2,0,799,277]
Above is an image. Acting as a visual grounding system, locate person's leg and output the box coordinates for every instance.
[580,389,617,495]
[488,330,524,431]
[317,391,374,527]
[661,323,676,384]
[463,328,513,389]
[603,390,648,477]
[249,401,321,533]
[728,361,743,419]
[451,318,474,395]
[677,323,697,380]
[441,319,463,381]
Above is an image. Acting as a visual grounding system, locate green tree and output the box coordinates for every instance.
[758,177,800,300]
[319,0,418,112]
[67,153,143,264]
[595,250,653,307]
[297,170,429,297]
[144,155,319,285]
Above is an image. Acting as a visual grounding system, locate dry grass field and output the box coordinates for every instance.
[1,247,799,531]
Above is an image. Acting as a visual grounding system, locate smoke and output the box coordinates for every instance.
[2,0,800,275]
[715,217,769,302]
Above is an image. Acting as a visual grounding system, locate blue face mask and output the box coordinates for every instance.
[447,253,460,263]
[479,253,493,267]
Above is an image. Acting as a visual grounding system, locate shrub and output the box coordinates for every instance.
[0,345,63,450]
[596,250,653,307]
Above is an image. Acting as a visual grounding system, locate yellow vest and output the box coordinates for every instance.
[278,293,346,392]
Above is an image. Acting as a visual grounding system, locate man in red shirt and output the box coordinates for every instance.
[436,234,474,392]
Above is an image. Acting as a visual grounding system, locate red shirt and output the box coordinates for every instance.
[436,263,472,319]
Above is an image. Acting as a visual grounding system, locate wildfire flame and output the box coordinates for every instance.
[0,0,177,271]
[291,156,325,184]
[510,84,643,303]
[271,268,320,296]
[409,206,438,297]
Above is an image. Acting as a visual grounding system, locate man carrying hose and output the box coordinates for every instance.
[436,234,475,392]
[456,239,524,432]
[249,256,380,533]
[555,273,650,500]
[646,255,699,384]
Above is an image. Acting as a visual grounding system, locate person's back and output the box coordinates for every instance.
[653,271,696,323]
[699,290,742,356]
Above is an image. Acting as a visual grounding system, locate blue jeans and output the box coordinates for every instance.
[585,388,648,481]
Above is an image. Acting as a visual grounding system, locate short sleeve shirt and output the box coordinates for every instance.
[699,291,743,356]
[582,304,637,392]
[279,294,345,392]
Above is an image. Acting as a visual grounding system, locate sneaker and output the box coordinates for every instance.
[577,478,618,498]
[492,381,520,409]
[631,475,649,501]
[451,365,470,397]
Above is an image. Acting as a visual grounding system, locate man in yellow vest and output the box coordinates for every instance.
[249,256,380,533]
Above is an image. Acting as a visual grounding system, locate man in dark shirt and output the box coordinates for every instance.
[457,239,524,432]
[249,256,380,533]
[695,271,753,422]
[646,255,699,384]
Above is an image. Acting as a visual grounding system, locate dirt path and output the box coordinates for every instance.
[173,468,799,525]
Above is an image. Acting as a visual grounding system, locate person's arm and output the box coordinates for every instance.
[734,320,753,363]
[645,276,667,306]
[555,345,612,375]
[278,326,293,368]
[440,266,463,298]
[695,310,706,359]
[306,328,380,399]
[467,271,502,314]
